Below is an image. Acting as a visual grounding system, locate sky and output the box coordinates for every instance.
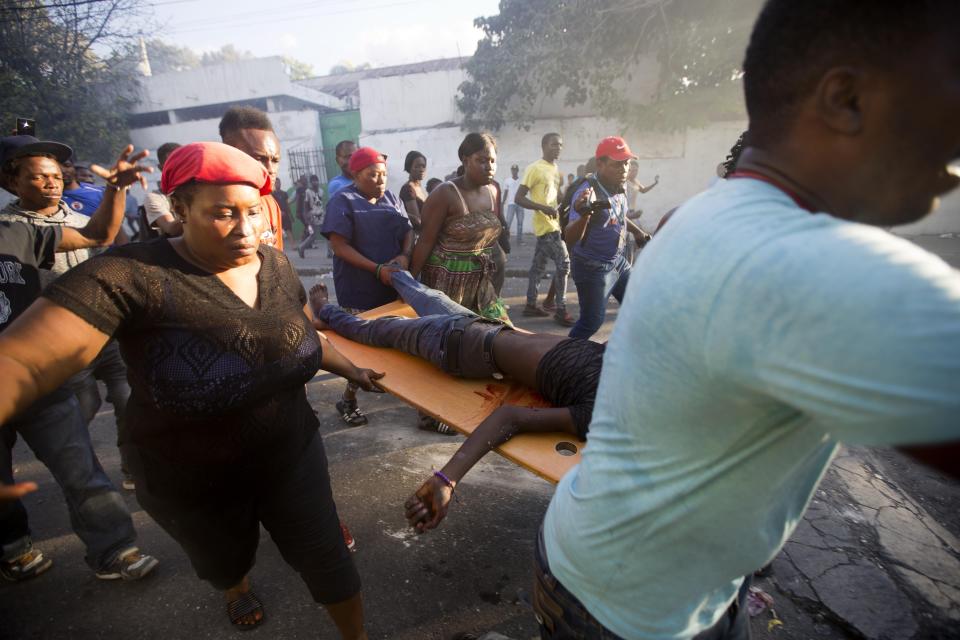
[149,0,503,76]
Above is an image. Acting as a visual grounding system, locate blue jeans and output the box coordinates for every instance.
[65,340,132,474]
[533,527,752,640]
[505,204,525,239]
[568,253,631,340]
[319,270,472,370]
[0,394,136,571]
[319,271,502,376]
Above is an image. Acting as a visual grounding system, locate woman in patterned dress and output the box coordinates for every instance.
[411,133,509,322]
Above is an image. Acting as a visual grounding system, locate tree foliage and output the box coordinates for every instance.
[0,0,149,161]
[199,43,253,67]
[283,56,314,81]
[147,39,314,81]
[328,61,371,76]
[458,0,763,132]
[145,39,199,75]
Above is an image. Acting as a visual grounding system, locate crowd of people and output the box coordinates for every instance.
[1,1,959,639]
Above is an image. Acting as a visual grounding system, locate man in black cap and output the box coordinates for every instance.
[0,138,139,491]
[0,136,159,582]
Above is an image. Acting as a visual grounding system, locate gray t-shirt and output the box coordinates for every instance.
[0,201,90,285]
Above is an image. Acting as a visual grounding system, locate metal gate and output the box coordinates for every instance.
[287,148,328,186]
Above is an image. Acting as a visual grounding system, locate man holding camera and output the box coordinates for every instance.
[563,136,650,340]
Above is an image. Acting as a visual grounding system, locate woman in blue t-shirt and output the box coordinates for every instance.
[321,146,414,425]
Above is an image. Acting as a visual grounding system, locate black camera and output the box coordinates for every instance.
[583,200,611,216]
[581,200,610,227]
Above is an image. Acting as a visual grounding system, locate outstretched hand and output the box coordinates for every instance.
[0,481,37,503]
[350,367,385,392]
[405,475,454,533]
[90,144,153,191]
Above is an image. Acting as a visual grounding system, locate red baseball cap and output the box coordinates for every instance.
[161,141,271,196]
[348,146,388,174]
[595,136,637,162]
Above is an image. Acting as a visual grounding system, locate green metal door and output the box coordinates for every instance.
[320,110,361,191]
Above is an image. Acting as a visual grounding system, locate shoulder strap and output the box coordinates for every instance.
[585,176,609,202]
[446,181,470,214]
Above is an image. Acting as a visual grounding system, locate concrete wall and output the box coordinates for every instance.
[359,68,467,132]
[133,57,342,114]
[362,118,746,231]
[129,109,322,191]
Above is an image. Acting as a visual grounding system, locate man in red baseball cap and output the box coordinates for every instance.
[562,136,651,340]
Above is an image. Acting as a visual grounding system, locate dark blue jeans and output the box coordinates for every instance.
[319,271,477,372]
[0,394,136,571]
[65,340,131,473]
[533,527,752,640]
[568,253,631,340]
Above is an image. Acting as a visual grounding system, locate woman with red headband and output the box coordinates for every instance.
[0,141,380,636]
[320,146,414,427]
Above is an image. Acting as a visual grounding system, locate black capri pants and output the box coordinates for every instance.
[130,433,360,604]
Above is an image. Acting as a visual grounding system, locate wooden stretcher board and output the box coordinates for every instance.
[321,301,584,484]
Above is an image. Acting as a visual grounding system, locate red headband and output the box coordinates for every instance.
[161,141,271,196]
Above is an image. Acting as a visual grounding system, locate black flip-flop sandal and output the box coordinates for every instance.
[227,590,264,630]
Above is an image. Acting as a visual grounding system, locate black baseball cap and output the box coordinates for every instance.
[0,135,73,170]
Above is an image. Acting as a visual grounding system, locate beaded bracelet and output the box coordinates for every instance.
[433,470,455,490]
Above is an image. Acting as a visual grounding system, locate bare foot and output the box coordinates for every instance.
[225,576,264,628]
[309,282,329,318]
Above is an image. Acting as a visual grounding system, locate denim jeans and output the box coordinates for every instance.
[65,340,131,473]
[568,253,631,340]
[319,270,488,373]
[505,204,525,239]
[533,527,752,640]
[527,231,570,310]
[0,394,136,571]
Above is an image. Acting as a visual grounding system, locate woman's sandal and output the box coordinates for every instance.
[336,399,368,426]
[227,589,264,630]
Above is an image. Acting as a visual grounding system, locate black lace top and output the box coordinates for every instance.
[535,338,605,439]
[43,239,322,475]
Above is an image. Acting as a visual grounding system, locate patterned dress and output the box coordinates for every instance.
[420,182,509,321]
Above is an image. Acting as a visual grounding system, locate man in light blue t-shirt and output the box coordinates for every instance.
[534,1,960,639]
[327,140,356,199]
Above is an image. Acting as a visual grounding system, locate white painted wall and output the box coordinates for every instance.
[133,57,342,114]
[129,109,322,190]
[359,68,467,132]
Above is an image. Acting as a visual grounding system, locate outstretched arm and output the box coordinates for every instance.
[0,300,111,426]
[637,175,659,194]
[405,405,576,532]
[59,145,152,251]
